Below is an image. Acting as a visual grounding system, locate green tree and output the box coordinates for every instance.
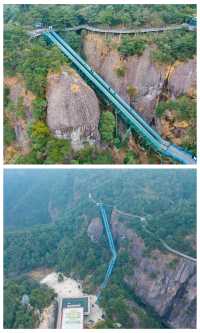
[63,31,81,53]
[127,84,138,100]
[99,112,115,144]
[31,121,50,141]
[45,138,71,164]
[4,25,27,75]
[58,272,64,282]
[124,150,138,164]
[152,30,196,64]
[4,86,10,108]
[74,145,113,164]
[4,278,55,328]
[156,95,196,121]
[15,150,40,164]
[32,98,47,120]
[30,120,50,155]
[97,7,117,25]
[4,118,16,145]
[115,66,126,77]
[118,36,146,56]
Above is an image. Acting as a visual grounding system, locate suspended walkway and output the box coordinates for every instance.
[98,204,117,292]
[30,21,196,38]
[89,194,117,298]
[56,24,184,34]
[43,30,196,164]
[90,192,196,297]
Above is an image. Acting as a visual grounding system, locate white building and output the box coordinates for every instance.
[57,296,90,329]
[61,307,84,329]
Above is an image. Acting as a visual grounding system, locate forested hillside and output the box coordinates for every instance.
[4,4,196,28]
[4,169,196,328]
[4,169,196,244]
[4,278,55,328]
[4,4,196,164]
[4,169,196,268]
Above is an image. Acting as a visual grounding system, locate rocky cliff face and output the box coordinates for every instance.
[87,210,196,328]
[46,67,100,150]
[84,35,164,123]
[83,33,196,141]
[4,76,34,161]
[87,217,103,242]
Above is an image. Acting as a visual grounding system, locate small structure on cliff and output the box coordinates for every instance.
[46,68,100,150]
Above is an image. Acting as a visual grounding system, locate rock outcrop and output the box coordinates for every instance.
[4,76,34,155]
[87,209,196,328]
[87,217,103,242]
[168,58,196,97]
[83,33,196,125]
[46,68,100,150]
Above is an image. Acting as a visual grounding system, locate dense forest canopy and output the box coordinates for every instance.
[4,169,196,251]
[4,4,196,86]
[4,4,196,28]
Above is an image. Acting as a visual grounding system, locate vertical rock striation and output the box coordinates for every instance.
[47,68,100,150]
[87,210,196,328]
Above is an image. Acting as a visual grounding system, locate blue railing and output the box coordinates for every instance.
[98,204,117,295]
[44,30,196,164]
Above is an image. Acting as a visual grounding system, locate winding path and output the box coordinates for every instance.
[60,24,183,34]
[159,239,197,263]
[114,208,196,263]
[30,24,184,38]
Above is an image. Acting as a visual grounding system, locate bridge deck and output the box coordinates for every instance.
[29,24,184,38]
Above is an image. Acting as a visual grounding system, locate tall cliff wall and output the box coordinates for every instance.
[87,210,196,328]
[83,32,196,143]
